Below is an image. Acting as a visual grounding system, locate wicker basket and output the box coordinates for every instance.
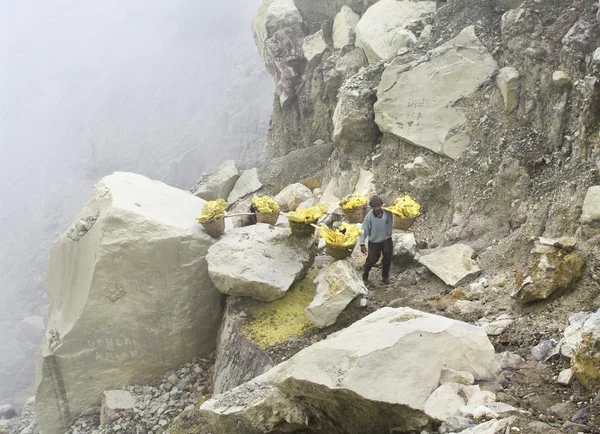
[289,220,316,237]
[201,218,225,237]
[343,206,367,224]
[256,211,280,226]
[392,214,417,231]
[325,242,356,260]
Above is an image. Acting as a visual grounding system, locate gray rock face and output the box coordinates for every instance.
[227,168,263,204]
[258,142,333,191]
[581,186,600,225]
[333,6,360,49]
[206,225,316,302]
[305,259,368,328]
[375,26,498,159]
[496,67,520,112]
[355,0,436,63]
[34,173,222,434]
[253,0,306,106]
[201,307,499,434]
[213,298,274,395]
[190,160,239,201]
[417,244,481,287]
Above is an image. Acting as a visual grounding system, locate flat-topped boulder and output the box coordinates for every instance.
[200,307,500,433]
[35,172,222,434]
[206,225,316,302]
[417,244,481,287]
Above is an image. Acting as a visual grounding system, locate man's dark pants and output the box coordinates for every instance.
[363,238,393,281]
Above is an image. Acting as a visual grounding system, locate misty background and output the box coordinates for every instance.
[0,0,273,403]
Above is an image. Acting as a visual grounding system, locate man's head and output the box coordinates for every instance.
[369,195,384,217]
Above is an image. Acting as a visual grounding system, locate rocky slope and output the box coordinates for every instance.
[5,0,600,434]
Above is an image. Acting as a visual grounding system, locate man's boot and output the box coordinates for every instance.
[362,272,369,285]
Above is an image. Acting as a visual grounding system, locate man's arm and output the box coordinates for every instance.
[359,214,370,245]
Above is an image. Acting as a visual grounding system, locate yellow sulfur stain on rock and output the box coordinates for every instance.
[240,269,318,349]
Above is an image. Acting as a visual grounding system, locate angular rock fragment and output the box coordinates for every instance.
[417,244,481,287]
[101,390,136,425]
[302,30,327,62]
[274,183,312,212]
[581,186,600,225]
[227,168,263,204]
[304,259,368,328]
[190,160,239,201]
[333,5,359,49]
[572,308,600,388]
[206,225,316,302]
[496,67,520,112]
[513,240,584,303]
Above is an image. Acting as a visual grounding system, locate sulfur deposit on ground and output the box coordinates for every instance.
[240,269,319,349]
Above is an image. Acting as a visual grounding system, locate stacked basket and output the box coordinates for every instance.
[392,215,416,231]
[200,218,225,237]
[343,206,367,224]
[325,242,355,260]
[289,220,316,237]
[256,211,280,226]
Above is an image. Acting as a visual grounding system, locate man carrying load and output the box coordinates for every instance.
[360,195,393,285]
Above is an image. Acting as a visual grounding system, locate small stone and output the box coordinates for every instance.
[552,71,572,87]
[497,351,524,370]
[531,339,555,360]
[557,368,574,386]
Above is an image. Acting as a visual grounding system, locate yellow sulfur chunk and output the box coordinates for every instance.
[339,194,369,211]
[252,195,281,213]
[386,195,421,218]
[319,222,363,247]
[196,199,228,223]
[286,203,329,223]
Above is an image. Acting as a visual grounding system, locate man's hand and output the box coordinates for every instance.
[360,244,367,254]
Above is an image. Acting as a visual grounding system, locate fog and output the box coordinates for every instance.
[0,0,273,403]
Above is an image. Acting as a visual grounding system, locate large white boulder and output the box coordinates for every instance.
[417,244,481,287]
[34,173,222,434]
[274,183,313,211]
[227,168,263,204]
[333,6,360,49]
[356,0,436,63]
[305,260,368,328]
[375,26,498,159]
[206,225,316,302]
[200,307,499,433]
[191,160,240,201]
